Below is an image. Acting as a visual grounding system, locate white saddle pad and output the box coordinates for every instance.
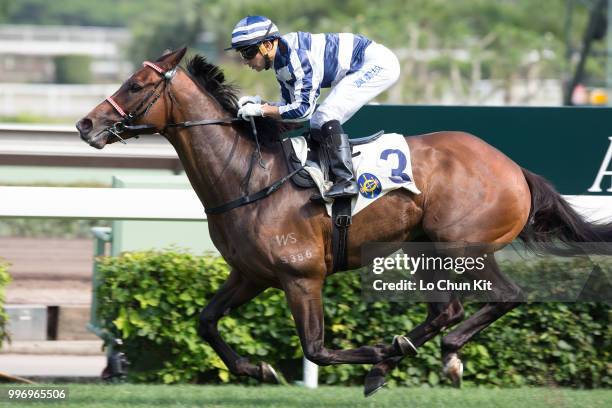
[290,133,421,217]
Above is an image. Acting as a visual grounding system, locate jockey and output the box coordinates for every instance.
[226,15,400,199]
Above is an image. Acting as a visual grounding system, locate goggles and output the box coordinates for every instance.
[238,45,260,60]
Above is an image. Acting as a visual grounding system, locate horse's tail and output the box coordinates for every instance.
[518,168,612,255]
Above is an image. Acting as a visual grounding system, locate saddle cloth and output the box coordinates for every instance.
[290,132,421,216]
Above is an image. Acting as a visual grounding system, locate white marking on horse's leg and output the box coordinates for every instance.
[392,335,417,356]
[443,353,463,387]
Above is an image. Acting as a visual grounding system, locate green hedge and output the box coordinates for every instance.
[0,259,11,346]
[95,251,611,387]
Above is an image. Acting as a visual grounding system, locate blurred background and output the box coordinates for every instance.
[0,0,611,126]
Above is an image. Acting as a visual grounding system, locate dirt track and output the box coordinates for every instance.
[0,237,93,305]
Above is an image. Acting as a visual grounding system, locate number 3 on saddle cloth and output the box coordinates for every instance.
[287,132,422,216]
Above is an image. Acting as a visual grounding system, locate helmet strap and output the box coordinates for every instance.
[259,42,274,70]
[259,42,273,70]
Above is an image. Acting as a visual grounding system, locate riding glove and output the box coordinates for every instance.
[238,103,264,120]
[238,95,262,107]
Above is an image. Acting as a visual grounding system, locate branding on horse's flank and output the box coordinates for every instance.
[274,233,297,246]
[273,234,315,264]
[280,250,313,264]
[588,136,612,192]
[358,173,382,199]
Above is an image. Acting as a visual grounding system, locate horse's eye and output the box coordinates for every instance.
[129,82,143,93]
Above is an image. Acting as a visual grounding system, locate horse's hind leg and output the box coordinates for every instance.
[198,270,277,383]
[281,276,402,366]
[364,293,464,397]
[441,256,522,387]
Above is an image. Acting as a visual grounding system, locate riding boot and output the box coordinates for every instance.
[308,128,328,203]
[322,120,358,199]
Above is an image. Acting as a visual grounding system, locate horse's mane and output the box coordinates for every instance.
[184,55,284,145]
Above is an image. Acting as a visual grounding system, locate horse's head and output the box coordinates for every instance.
[76,47,187,149]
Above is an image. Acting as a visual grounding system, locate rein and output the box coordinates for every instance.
[104,60,302,215]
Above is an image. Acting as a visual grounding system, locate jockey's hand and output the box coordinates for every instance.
[238,95,262,107]
[238,103,264,120]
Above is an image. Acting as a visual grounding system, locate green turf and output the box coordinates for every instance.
[0,385,610,408]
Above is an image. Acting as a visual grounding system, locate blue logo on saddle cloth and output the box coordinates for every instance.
[358,173,382,199]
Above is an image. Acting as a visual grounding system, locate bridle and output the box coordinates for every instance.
[105,60,247,143]
[102,59,304,215]
[104,61,178,143]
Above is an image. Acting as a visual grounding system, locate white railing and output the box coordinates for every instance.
[0,186,203,220]
[0,123,180,170]
[0,84,120,118]
[0,25,130,43]
[0,123,170,156]
[0,24,130,57]
[0,185,609,223]
[565,196,612,222]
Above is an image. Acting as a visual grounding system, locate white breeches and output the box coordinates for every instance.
[310,42,400,130]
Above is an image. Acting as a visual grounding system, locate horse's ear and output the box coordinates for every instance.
[157,47,187,69]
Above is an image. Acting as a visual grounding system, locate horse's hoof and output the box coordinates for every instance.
[258,362,280,384]
[443,353,463,388]
[364,374,387,397]
[392,335,417,356]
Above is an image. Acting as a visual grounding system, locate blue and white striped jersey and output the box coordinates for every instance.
[273,32,372,122]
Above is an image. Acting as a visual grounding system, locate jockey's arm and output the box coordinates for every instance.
[261,104,282,119]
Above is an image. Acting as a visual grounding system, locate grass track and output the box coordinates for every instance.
[0,385,610,407]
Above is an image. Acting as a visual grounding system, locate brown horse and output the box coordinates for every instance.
[77,48,612,396]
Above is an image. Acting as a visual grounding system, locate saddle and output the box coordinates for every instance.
[280,129,385,273]
[280,130,385,189]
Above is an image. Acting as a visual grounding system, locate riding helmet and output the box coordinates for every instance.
[225,15,280,50]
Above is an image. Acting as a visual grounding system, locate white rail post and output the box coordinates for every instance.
[303,357,318,388]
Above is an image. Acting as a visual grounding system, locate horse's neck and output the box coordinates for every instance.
[166,85,279,210]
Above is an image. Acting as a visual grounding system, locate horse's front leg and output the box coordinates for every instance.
[198,269,278,383]
[282,276,401,365]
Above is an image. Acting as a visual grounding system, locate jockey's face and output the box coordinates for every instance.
[240,41,274,72]
[242,49,266,71]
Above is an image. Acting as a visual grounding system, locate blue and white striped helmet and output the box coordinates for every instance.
[225,15,280,50]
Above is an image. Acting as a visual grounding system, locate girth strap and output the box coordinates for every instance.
[205,165,305,215]
[331,198,352,272]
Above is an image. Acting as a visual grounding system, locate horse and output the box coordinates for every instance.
[76,47,612,396]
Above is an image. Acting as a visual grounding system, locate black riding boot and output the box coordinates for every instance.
[322,120,358,199]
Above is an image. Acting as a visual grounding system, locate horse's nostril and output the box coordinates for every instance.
[76,118,93,134]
